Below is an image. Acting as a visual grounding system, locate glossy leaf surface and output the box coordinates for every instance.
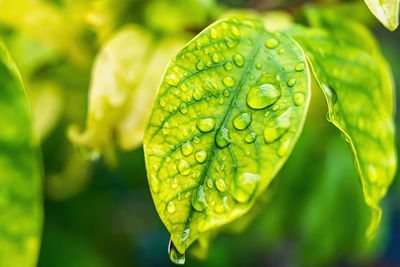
[363,0,399,31]
[287,9,397,237]
[0,43,42,266]
[143,17,311,256]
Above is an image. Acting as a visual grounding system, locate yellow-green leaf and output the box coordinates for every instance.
[286,9,397,238]
[363,0,399,31]
[69,25,188,157]
[0,43,43,266]
[143,17,311,261]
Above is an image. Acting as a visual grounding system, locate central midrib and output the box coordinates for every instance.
[178,28,266,247]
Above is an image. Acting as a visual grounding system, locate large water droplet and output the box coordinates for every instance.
[215,126,231,148]
[195,150,207,163]
[233,54,244,67]
[244,132,257,143]
[231,172,260,203]
[179,103,188,114]
[191,185,208,212]
[295,62,305,71]
[181,141,193,156]
[264,107,292,143]
[247,74,281,109]
[212,53,220,63]
[165,73,180,86]
[196,60,205,71]
[167,201,176,213]
[177,159,191,175]
[265,37,279,49]
[287,78,296,87]
[293,92,305,106]
[168,240,185,265]
[215,178,227,192]
[222,76,235,87]
[233,112,251,130]
[192,88,203,101]
[196,118,216,132]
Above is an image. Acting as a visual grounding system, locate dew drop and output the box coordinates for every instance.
[165,73,180,86]
[278,48,285,55]
[179,103,188,114]
[222,76,236,87]
[181,83,188,92]
[181,141,193,156]
[159,97,167,107]
[244,132,257,143]
[293,92,305,106]
[223,89,230,97]
[233,112,251,130]
[167,201,176,213]
[193,136,200,144]
[196,61,205,71]
[232,172,260,203]
[195,150,207,163]
[206,178,214,189]
[162,122,170,135]
[287,78,296,87]
[215,126,231,148]
[191,185,208,212]
[255,63,262,69]
[233,53,245,67]
[224,62,233,71]
[196,118,216,132]
[224,37,238,48]
[210,28,218,39]
[215,179,227,192]
[295,62,305,71]
[264,107,292,143]
[231,25,240,36]
[177,159,191,175]
[265,37,279,49]
[247,74,281,109]
[212,53,220,63]
[168,240,185,265]
[171,179,178,189]
[192,88,203,101]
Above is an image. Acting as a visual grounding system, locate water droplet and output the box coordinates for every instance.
[293,92,305,106]
[223,89,230,97]
[224,62,233,71]
[231,25,240,36]
[265,37,279,49]
[193,136,200,144]
[171,179,178,189]
[206,178,214,189]
[215,179,227,192]
[166,156,171,163]
[196,118,216,132]
[191,185,208,212]
[195,150,207,163]
[264,107,292,143]
[168,240,185,265]
[295,62,305,71]
[233,112,251,130]
[215,126,231,148]
[165,73,180,86]
[255,63,262,70]
[181,83,188,92]
[272,104,279,111]
[210,28,218,39]
[193,88,203,100]
[247,74,281,109]
[177,159,191,175]
[212,53,220,63]
[277,137,291,157]
[231,172,260,203]
[179,103,188,114]
[150,174,160,193]
[224,37,238,48]
[222,76,236,87]
[196,61,205,71]
[278,48,285,55]
[287,78,296,87]
[233,54,244,67]
[244,132,257,143]
[181,141,193,156]
[167,201,176,213]
[162,122,170,135]
[160,97,167,107]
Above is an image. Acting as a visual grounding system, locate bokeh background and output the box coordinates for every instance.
[0,0,398,266]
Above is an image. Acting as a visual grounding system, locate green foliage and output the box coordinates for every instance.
[0,43,42,267]
[363,0,399,30]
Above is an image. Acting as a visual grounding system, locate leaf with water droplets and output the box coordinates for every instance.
[0,43,43,266]
[143,17,311,258]
[69,25,188,157]
[286,8,397,238]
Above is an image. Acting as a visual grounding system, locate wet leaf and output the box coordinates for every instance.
[363,0,399,31]
[286,9,397,238]
[69,25,188,157]
[143,17,311,256]
[0,43,43,266]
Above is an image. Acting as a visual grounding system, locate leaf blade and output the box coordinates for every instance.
[144,17,311,254]
[363,0,399,31]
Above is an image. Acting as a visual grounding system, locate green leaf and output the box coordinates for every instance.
[143,17,311,258]
[69,25,188,157]
[363,0,399,31]
[286,9,397,238]
[0,43,43,266]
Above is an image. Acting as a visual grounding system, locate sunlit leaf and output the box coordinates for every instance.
[69,25,188,157]
[0,43,43,266]
[286,8,397,238]
[363,0,399,31]
[143,17,311,260]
